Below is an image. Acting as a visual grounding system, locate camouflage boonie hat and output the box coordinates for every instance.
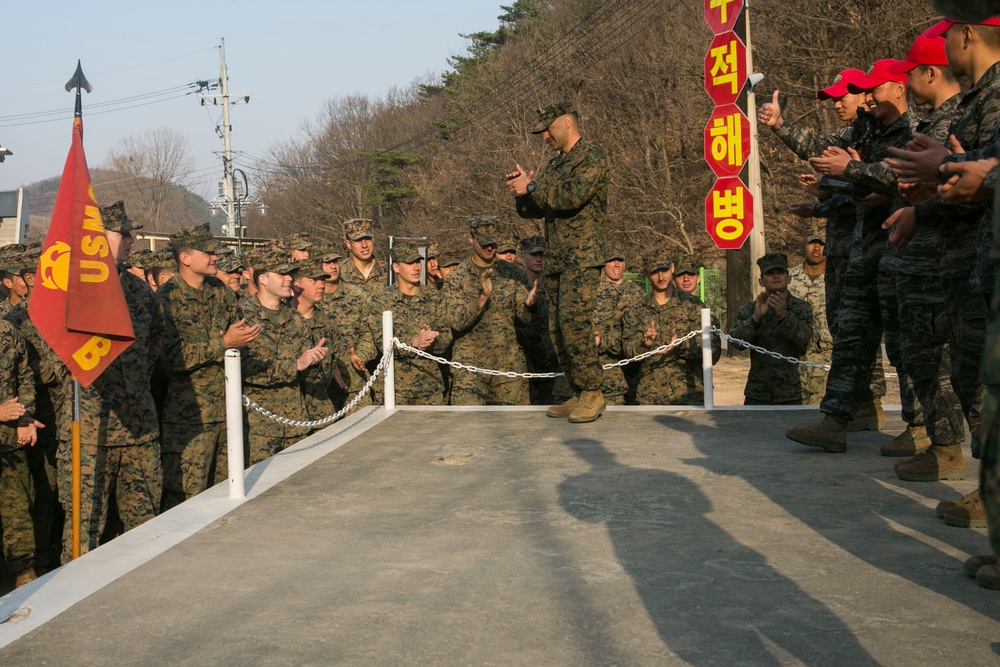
[344,218,374,241]
[286,232,314,251]
[604,245,626,263]
[426,242,439,260]
[319,246,344,263]
[805,223,825,245]
[293,259,330,280]
[642,248,674,274]
[438,252,461,268]
[673,254,701,276]
[392,241,422,264]
[532,101,577,133]
[254,248,296,275]
[470,216,499,245]
[520,236,545,255]
[169,223,223,254]
[757,252,789,274]
[99,200,143,233]
[496,238,517,254]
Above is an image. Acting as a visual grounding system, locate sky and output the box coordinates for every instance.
[0,0,507,202]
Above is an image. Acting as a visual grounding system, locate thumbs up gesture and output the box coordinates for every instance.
[758,89,783,129]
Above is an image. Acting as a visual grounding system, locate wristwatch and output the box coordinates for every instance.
[525,180,536,195]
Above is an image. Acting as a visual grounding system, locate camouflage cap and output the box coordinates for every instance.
[757,252,789,274]
[438,252,461,268]
[100,200,143,234]
[0,244,26,273]
[642,248,674,274]
[531,101,577,134]
[13,244,40,275]
[392,241,422,264]
[805,223,825,245]
[470,216,499,246]
[344,218,374,241]
[319,245,344,263]
[673,254,701,276]
[604,245,626,263]
[520,235,545,255]
[426,242,439,260]
[286,232,314,251]
[148,249,177,272]
[128,248,154,270]
[169,222,223,254]
[496,237,517,254]
[216,254,244,274]
[293,259,330,280]
[254,247,296,275]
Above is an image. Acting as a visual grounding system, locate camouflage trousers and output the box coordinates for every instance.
[945,277,986,443]
[451,374,529,406]
[162,421,230,511]
[826,254,886,402]
[821,260,917,421]
[896,273,965,446]
[878,266,922,425]
[545,268,604,393]
[980,388,1000,557]
[248,433,300,466]
[57,440,162,563]
[599,359,628,404]
[0,447,36,575]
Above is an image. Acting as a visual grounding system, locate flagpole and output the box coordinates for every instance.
[65,60,91,560]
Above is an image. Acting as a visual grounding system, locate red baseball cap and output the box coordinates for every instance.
[816,69,866,100]
[925,17,1000,39]
[887,34,949,74]
[846,60,909,92]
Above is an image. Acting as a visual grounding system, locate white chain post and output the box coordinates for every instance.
[701,308,714,410]
[382,310,396,410]
[224,349,246,499]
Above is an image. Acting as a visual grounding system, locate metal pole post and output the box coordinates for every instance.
[225,349,246,499]
[382,310,395,410]
[701,308,714,410]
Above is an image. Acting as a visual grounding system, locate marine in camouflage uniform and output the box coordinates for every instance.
[621,249,720,405]
[510,102,608,421]
[157,224,248,509]
[356,242,452,405]
[0,319,40,582]
[321,246,372,412]
[56,202,164,562]
[592,275,630,405]
[291,259,339,425]
[732,254,815,405]
[241,249,324,464]
[339,218,387,295]
[788,227,834,404]
[444,218,538,406]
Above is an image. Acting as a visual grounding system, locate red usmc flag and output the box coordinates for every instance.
[29,118,134,387]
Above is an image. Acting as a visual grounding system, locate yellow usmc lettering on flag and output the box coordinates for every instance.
[79,204,110,284]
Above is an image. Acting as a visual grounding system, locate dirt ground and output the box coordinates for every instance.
[711,351,901,407]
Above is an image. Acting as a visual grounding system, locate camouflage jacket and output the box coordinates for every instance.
[297,301,338,421]
[324,281,369,393]
[4,298,70,432]
[812,195,855,259]
[515,137,609,274]
[339,256,388,295]
[731,292,814,404]
[592,279,631,397]
[621,290,708,405]
[74,271,163,447]
[444,258,534,378]
[0,297,12,320]
[918,62,1000,279]
[0,320,35,453]
[358,285,452,401]
[157,275,241,427]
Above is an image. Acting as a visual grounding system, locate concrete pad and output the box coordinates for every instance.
[0,408,997,666]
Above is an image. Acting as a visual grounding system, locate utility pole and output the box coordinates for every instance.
[199,38,250,242]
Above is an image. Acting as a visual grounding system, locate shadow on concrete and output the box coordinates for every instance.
[558,436,879,666]
[655,411,1000,622]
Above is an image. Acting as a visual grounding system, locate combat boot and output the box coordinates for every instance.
[936,489,980,518]
[546,393,580,419]
[880,424,931,457]
[896,444,966,482]
[977,564,1000,590]
[785,414,848,452]
[14,566,36,588]
[943,490,986,528]
[568,390,606,424]
[964,554,999,578]
[847,401,885,432]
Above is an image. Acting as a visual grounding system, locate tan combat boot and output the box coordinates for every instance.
[14,566,36,588]
[936,489,981,518]
[568,390,606,424]
[880,424,931,457]
[847,401,885,432]
[785,414,848,453]
[546,393,580,419]
[896,444,966,481]
[943,490,986,528]
[964,554,999,578]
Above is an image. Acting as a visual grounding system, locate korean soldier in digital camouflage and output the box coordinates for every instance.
[292,258,342,424]
[157,223,260,509]
[732,253,815,406]
[55,201,164,562]
[241,248,329,463]
[506,101,610,422]
[0,244,29,318]
[444,216,539,405]
[621,248,720,405]
[787,225,834,405]
[354,241,453,405]
[340,218,387,295]
[516,235,558,404]
[214,249,244,293]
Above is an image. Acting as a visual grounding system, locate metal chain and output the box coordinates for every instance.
[712,328,831,371]
[242,346,392,429]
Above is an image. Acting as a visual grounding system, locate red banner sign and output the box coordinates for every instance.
[704,104,750,177]
[704,0,743,35]
[705,177,754,250]
[704,32,747,106]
